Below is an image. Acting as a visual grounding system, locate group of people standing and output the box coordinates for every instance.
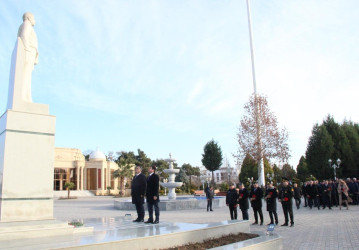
[131,166,160,224]
[226,179,295,227]
[300,178,358,210]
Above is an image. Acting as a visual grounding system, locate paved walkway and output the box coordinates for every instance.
[54,196,359,250]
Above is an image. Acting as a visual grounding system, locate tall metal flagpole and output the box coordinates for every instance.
[246,0,265,186]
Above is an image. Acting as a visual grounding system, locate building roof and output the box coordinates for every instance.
[89,148,106,161]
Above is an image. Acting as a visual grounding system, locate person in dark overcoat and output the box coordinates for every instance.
[249,182,264,225]
[321,180,332,209]
[279,179,294,227]
[265,182,278,225]
[131,166,147,222]
[293,183,302,209]
[238,183,249,220]
[206,186,214,212]
[145,166,160,224]
[226,183,239,220]
[307,180,318,209]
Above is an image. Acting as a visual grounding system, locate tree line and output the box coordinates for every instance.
[298,116,359,181]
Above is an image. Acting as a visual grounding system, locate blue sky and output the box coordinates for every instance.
[1,0,358,170]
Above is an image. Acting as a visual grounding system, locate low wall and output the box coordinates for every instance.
[209,231,282,250]
[66,220,251,250]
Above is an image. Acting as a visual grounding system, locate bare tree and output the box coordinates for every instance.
[236,95,290,181]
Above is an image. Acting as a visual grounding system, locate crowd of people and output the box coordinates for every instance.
[299,178,359,210]
[220,177,359,228]
[130,165,358,227]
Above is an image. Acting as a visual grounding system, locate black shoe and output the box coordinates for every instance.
[290,223,294,227]
[133,219,140,222]
[275,222,278,225]
[281,223,288,226]
[252,222,258,225]
[153,220,159,224]
[144,219,153,224]
[210,210,213,211]
[267,223,273,225]
[260,222,263,225]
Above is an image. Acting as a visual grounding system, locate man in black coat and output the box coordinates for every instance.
[145,166,160,224]
[206,186,214,212]
[249,182,264,225]
[321,180,332,209]
[307,180,318,209]
[293,183,302,209]
[302,182,308,207]
[265,182,278,225]
[238,183,249,220]
[279,179,294,227]
[226,183,238,220]
[131,166,147,222]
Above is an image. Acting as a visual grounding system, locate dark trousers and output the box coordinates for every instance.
[352,193,358,205]
[295,198,301,209]
[269,211,278,224]
[314,196,320,209]
[322,195,331,208]
[308,197,314,208]
[282,203,294,224]
[135,202,145,220]
[207,199,213,211]
[253,207,263,223]
[241,209,249,220]
[304,196,308,207]
[147,201,159,221]
[229,206,238,220]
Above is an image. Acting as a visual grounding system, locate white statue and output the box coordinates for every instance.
[17,12,38,102]
[6,12,47,114]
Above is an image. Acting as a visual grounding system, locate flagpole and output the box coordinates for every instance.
[246,0,265,187]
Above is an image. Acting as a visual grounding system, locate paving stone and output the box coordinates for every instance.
[54,196,359,249]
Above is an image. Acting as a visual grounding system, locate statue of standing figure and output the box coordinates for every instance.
[6,12,48,114]
[17,12,39,102]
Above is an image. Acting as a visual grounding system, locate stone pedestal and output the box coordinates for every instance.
[0,109,56,222]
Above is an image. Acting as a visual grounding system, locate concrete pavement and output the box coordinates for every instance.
[54,196,359,249]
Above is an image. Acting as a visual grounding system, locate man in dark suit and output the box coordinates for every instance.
[249,182,264,225]
[131,166,147,222]
[265,182,278,225]
[145,166,160,224]
[279,179,294,227]
[238,183,249,220]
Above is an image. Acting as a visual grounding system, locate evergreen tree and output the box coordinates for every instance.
[202,140,223,185]
[296,156,309,182]
[305,124,334,180]
[323,116,353,178]
[239,154,257,185]
[281,164,297,180]
[341,121,359,177]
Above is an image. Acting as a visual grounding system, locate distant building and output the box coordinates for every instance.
[200,165,239,185]
[54,148,134,195]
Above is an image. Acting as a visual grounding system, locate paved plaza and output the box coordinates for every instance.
[53,196,359,250]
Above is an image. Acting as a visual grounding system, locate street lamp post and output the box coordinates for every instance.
[328,158,341,180]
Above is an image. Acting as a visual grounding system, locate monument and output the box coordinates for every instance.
[0,12,55,222]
